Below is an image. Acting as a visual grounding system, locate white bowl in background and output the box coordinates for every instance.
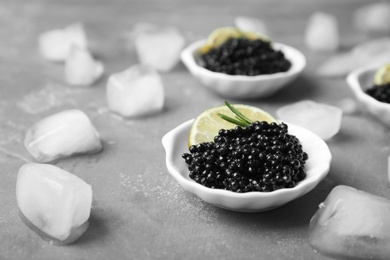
[180,40,306,99]
[347,65,390,127]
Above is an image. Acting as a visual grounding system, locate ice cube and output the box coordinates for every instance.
[64,46,104,86]
[234,16,268,36]
[388,155,390,187]
[304,12,339,52]
[134,27,185,72]
[317,53,359,77]
[352,38,390,63]
[39,23,88,62]
[276,100,342,140]
[318,38,390,77]
[106,64,164,117]
[335,98,359,115]
[124,23,159,51]
[129,23,159,39]
[16,163,92,244]
[353,37,390,54]
[309,185,390,260]
[352,38,390,59]
[354,3,390,34]
[24,109,102,162]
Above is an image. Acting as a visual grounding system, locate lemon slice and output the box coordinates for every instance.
[206,27,242,49]
[188,104,278,147]
[199,27,270,54]
[374,63,390,86]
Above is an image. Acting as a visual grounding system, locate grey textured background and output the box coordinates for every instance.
[0,0,389,259]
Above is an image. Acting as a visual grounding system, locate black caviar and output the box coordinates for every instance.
[365,83,390,103]
[199,38,291,76]
[182,121,308,193]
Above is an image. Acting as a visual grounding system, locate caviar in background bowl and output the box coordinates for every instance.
[198,28,291,76]
[365,63,390,103]
[180,27,306,99]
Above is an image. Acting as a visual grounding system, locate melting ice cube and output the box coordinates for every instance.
[129,23,159,39]
[39,23,88,62]
[24,109,102,162]
[351,38,390,71]
[276,100,342,140]
[304,12,339,52]
[106,64,164,117]
[388,155,390,187]
[64,46,104,86]
[335,98,359,115]
[234,16,268,36]
[134,27,185,72]
[352,38,390,64]
[124,23,159,50]
[317,53,358,77]
[310,185,390,260]
[352,38,390,57]
[16,163,92,244]
[354,3,390,34]
[317,38,390,77]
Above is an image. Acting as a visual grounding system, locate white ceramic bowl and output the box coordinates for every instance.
[162,119,331,212]
[180,40,306,99]
[347,65,390,127]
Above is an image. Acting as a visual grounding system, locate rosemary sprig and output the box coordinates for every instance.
[217,113,248,127]
[218,101,254,127]
[224,101,253,125]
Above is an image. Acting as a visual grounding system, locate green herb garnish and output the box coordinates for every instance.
[217,101,254,127]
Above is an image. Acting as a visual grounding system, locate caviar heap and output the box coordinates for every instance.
[200,38,291,76]
[182,121,308,193]
[365,83,390,103]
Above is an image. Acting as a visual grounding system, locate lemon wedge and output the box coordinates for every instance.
[188,104,277,147]
[199,27,270,54]
[374,63,390,86]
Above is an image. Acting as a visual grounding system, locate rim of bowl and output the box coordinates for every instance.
[162,119,331,201]
[347,65,390,110]
[180,39,306,82]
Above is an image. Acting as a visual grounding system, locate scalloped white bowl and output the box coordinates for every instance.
[162,119,331,212]
[347,65,390,127]
[180,40,306,99]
